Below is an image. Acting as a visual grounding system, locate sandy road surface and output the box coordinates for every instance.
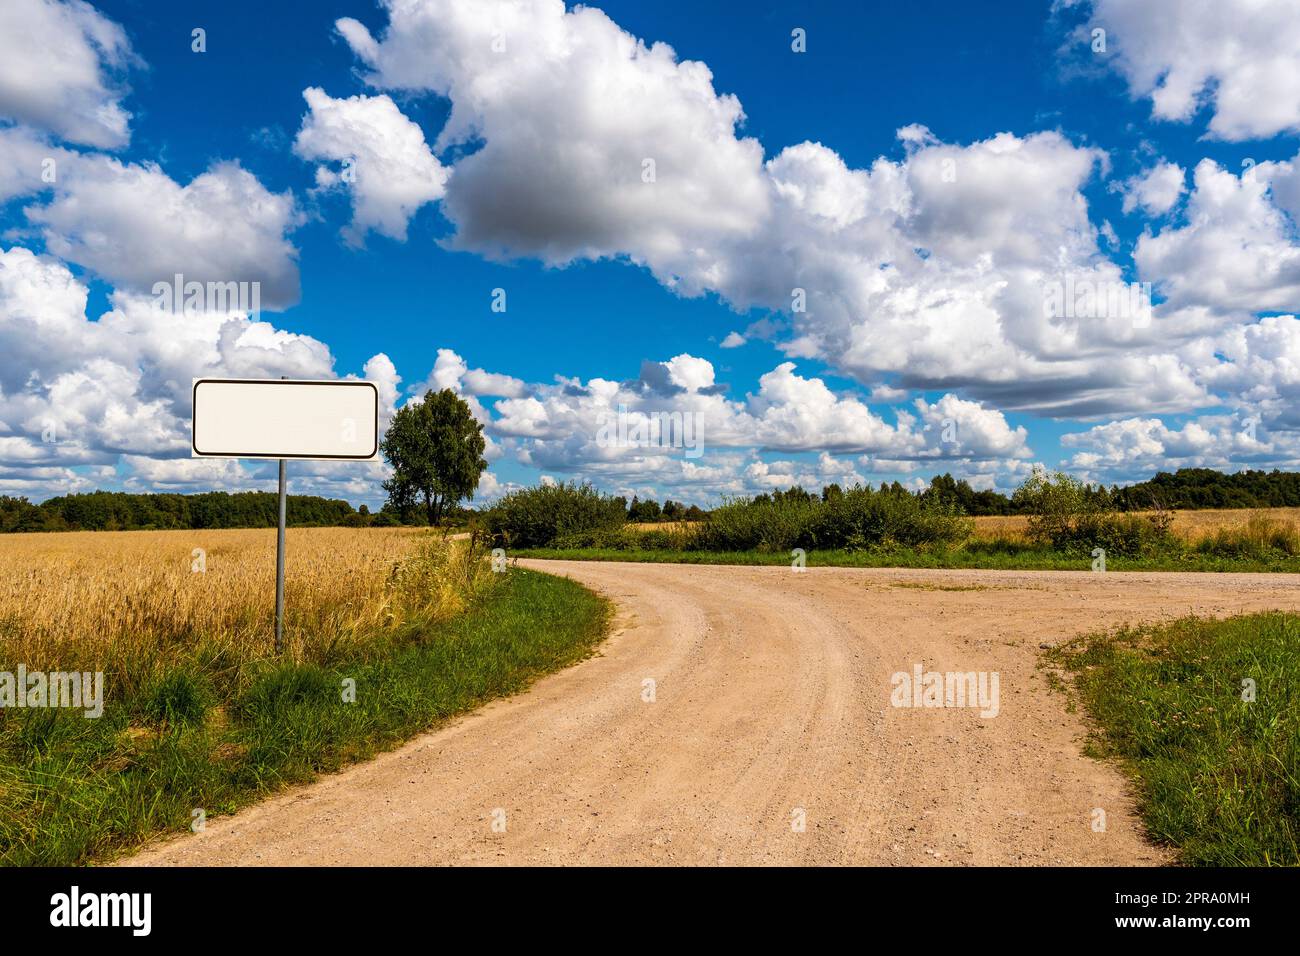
[128,563,1298,866]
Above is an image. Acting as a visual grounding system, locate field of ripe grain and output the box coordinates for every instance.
[0,527,611,866]
[0,527,480,675]
[635,508,1300,545]
[970,506,1300,542]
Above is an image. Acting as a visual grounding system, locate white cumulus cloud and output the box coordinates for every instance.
[1079,0,1300,141]
[0,0,138,148]
[294,87,449,246]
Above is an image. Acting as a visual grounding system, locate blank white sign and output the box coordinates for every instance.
[192,379,379,460]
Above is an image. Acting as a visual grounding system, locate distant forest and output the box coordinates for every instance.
[1,467,1299,532]
[0,491,384,533]
[916,467,1300,515]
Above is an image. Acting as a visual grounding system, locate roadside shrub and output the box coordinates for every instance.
[964,534,1032,556]
[806,485,971,550]
[688,485,971,553]
[638,527,693,550]
[1024,510,1177,558]
[550,526,689,551]
[551,529,626,550]
[689,495,818,552]
[1014,469,1176,557]
[485,482,626,548]
[1084,513,1178,558]
[1014,469,1100,543]
[550,528,641,551]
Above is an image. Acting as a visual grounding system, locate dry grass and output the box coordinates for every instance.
[638,509,1300,546]
[971,506,1300,543]
[0,528,604,867]
[0,527,484,676]
[628,521,697,533]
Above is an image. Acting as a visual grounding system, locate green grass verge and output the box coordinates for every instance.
[0,568,610,866]
[516,546,1300,573]
[1048,613,1300,866]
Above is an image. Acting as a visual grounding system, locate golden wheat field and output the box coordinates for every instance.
[639,507,1300,543]
[0,527,482,672]
[969,506,1300,541]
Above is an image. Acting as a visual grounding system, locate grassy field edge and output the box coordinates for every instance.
[0,567,611,866]
[515,546,1300,573]
[1045,613,1300,866]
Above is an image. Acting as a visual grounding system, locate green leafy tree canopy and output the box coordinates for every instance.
[380,389,488,525]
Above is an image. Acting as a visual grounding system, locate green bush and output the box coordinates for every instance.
[689,495,816,552]
[1014,468,1176,557]
[550,528,641,550]
[807,485,971,549]
[638,528,692,550]
[1029,510,1177,558]
[550,525,691,551]
[485,482,627,548]
[687,485,971,553]
[1092,512,1178,558]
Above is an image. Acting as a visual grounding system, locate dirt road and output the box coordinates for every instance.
[127,563,1298,866]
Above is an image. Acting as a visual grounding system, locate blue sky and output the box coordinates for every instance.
[2,0,1299,507]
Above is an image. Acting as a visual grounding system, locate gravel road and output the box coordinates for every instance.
[126,562,1299,866]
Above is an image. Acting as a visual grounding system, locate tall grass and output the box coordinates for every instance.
[1049,613,1300,866]
[0,528,611,864]
[1195,512,1300,560]
[968,506,1300,544]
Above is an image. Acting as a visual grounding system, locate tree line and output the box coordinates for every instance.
[0,489,707,533]
[915,467,1300,515]
[0,491,377,533]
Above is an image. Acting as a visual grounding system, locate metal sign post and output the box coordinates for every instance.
[191,378,380,654]
[275,458,287,655]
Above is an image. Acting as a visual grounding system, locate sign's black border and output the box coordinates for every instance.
[191,378,380,460]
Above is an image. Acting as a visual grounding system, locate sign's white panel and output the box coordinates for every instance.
[192,379,379,460]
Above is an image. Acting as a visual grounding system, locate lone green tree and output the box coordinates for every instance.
[380,389,488,525]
